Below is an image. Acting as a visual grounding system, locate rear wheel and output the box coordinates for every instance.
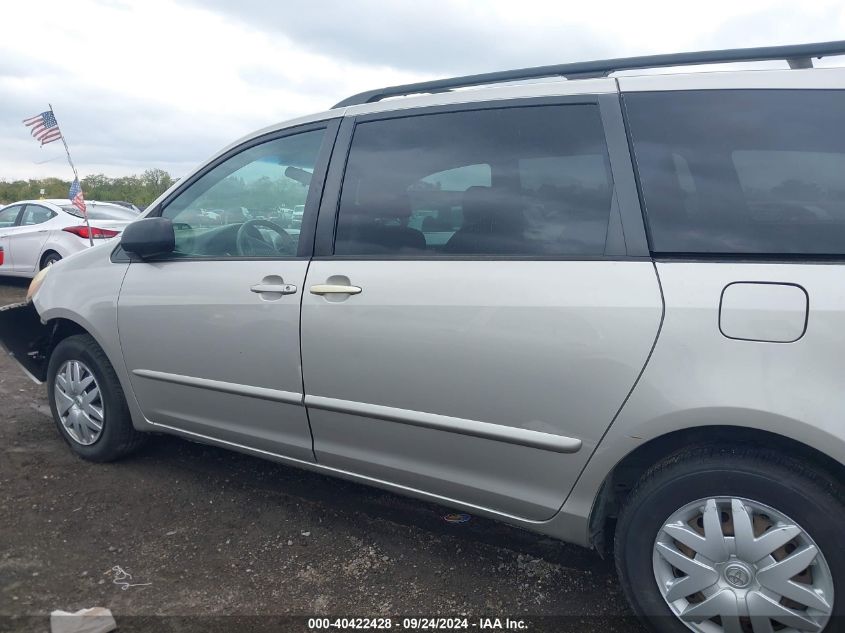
[40,251,61,268]
[47,334,145,462]
[615,446,842,633]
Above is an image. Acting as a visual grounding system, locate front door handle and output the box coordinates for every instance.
[310,284,362,295]
[251,283,297,295]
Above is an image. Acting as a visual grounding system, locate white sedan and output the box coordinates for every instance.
[0,199,137,278]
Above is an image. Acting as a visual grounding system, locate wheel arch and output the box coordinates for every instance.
[41,314,121,373]
[588,424,845,556]
[39,249,62,269]
[46,316,90,350]
[38,309,149,433]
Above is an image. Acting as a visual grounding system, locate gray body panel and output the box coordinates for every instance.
[301,260,662,520]
[116,260,314,461]
[31,244,147,427]
[554,262,845,544]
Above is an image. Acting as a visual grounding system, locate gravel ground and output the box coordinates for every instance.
[0,277,641,633]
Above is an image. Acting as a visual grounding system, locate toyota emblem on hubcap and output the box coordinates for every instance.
[724,563,751,588]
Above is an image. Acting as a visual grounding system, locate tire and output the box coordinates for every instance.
[47,334,146,462]
[41,252,61,269]
[615,445,844,633]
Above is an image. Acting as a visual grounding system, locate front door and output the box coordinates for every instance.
[12,204,56,273]
[301,101,663,520]
[118,121,336,460]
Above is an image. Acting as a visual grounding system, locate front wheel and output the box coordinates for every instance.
[47,334,146,462]
[615,446,842,633]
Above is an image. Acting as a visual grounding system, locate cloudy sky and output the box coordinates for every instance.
[2,0,845,180]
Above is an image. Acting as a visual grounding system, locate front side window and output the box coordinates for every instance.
[335,105,614,256]
[161,128,325,258]
[0,205,23,227]
[625,89,845,254]
[20,205,56,226]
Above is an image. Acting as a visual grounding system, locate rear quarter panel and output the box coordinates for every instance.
[551,261,845,545]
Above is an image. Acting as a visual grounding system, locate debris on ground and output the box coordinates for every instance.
[443,512,472,524]
[109,565,152,590]
[50,607,117,633]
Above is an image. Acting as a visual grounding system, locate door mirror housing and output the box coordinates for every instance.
[120,217,175,259]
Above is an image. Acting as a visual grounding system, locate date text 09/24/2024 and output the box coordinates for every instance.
[307,617,528,630]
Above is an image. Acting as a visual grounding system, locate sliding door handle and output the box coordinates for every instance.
[310,284,362,295]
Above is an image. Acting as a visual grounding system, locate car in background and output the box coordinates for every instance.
[290,204,305,228]
[0,200,137,278]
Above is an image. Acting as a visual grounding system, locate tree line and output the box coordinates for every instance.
[0,169,176,208]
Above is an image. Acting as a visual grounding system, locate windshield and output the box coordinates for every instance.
[61,204,138,221]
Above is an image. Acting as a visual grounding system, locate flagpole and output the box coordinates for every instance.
[49,103,93,246]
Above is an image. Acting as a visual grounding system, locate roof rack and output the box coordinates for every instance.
[333,40,845,108]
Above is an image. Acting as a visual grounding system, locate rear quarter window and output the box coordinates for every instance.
[624,89,845,255]
[62,205,138,221]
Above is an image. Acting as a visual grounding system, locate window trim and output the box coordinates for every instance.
[131,118,342,263]
[313,94,650,260]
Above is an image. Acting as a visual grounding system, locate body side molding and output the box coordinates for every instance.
[305,395,583,453]
[132,369,303,405]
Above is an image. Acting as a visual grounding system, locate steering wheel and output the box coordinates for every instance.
[235,219,296,256]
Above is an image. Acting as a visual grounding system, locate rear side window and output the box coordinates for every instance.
[334,105,614,256]
[20,205,56,225]
[625,90,845,255]
[62,204,138,221]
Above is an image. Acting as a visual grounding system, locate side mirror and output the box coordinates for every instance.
[120,217,175,259]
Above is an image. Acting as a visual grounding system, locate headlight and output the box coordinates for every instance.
[26,266,51,303]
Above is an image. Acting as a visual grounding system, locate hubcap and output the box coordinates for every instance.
[653,497,833,633]
[54,360,104,446]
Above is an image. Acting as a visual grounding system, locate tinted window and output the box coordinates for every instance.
[62,204,138,220]
[625,90,845,254]
[335,105,613,256]
[20,205,56,226]
[161,129,325,258]
[0,205,23,227]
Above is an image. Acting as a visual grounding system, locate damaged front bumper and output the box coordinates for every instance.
[0,301,51,384]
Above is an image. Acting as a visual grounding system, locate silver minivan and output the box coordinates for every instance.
[5,42,845,633]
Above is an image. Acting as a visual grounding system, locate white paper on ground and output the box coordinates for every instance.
[50,607,117,633]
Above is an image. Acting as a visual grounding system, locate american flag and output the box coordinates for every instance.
[23,110,63,146]
[69,178,87,215]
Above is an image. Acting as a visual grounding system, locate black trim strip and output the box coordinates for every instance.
[310,255,651,262]
[654,254,845,264]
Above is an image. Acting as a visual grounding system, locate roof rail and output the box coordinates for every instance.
[333,40,845,108]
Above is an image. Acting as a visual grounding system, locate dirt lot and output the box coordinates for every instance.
[0,277,641,633]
